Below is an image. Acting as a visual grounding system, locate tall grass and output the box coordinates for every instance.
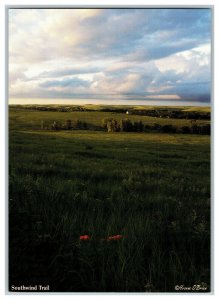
[9,110,210,292]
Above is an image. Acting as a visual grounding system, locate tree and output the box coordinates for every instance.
[181,126,191,134]
[65,120,72,130]
[191,124,199,134]
[160,124,177,133]
[102,118,112,129]
[106,119,120,132]
[51,121,62,130]
[199,124,210,135]
[120,119,133,132]
[75,120,83,129]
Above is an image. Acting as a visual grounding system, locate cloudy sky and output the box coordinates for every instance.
[9,8,212,103]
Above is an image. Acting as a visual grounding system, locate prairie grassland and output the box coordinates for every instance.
[9,107,210,292]
[9,108,210,132]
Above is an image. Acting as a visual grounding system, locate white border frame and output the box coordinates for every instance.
[1,1,218,299]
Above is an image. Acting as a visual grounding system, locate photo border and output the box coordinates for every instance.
[4,3,214,296]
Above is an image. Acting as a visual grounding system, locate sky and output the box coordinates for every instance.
[8,8,212,104]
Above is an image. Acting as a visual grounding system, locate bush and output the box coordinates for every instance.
[191,125,199,134]
[199,124,211,135]
[160,124,177,133]
[83,122,88,129]
[65,120,72,130]
[181,126,191,134]
[153,123,161,131]
[120,119,133,132]
[133,121,144,132]
[144,124,152,132]
[75,120,87,130]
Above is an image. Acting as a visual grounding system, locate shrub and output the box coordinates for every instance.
[82,122,88,129]
[133,121,144,132]
[120,119,133,132]
[160,124,177,133]
[199,124,211,135]
[191,125,199,134]
[181,126,191,134]
[144,124,152,132]
[65,120,72,130]
[75,120,88,130]
[153,123,161,131]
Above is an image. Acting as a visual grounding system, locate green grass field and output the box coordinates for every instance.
[9,106,211,292]
[9,107,210,131]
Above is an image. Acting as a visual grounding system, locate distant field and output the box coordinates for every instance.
[9,106,211,292]
[85,104,211,113]
[10,103,211,113]
[9,107,210,132]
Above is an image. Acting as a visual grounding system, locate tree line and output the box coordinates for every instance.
[10,105,210,120]
[41,119,88,130]
[41,118,210,135]
[128,109,210,120]
[102,118,210,135]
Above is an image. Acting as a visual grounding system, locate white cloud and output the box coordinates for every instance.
[8,8,211,101]
[155,43,210,82]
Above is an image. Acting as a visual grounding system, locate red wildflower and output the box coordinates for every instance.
[107,234,122,241]
[79,235,90,241]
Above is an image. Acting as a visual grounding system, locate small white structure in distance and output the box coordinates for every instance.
[126,111,129,115]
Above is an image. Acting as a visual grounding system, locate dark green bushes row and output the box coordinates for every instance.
[129,109,210,120]
[41,118,210,135]
[102,118,210,135]
[41,119,88,130]
[146,123,211,135]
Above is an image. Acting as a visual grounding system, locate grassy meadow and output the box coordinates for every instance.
[9,105,211,292]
